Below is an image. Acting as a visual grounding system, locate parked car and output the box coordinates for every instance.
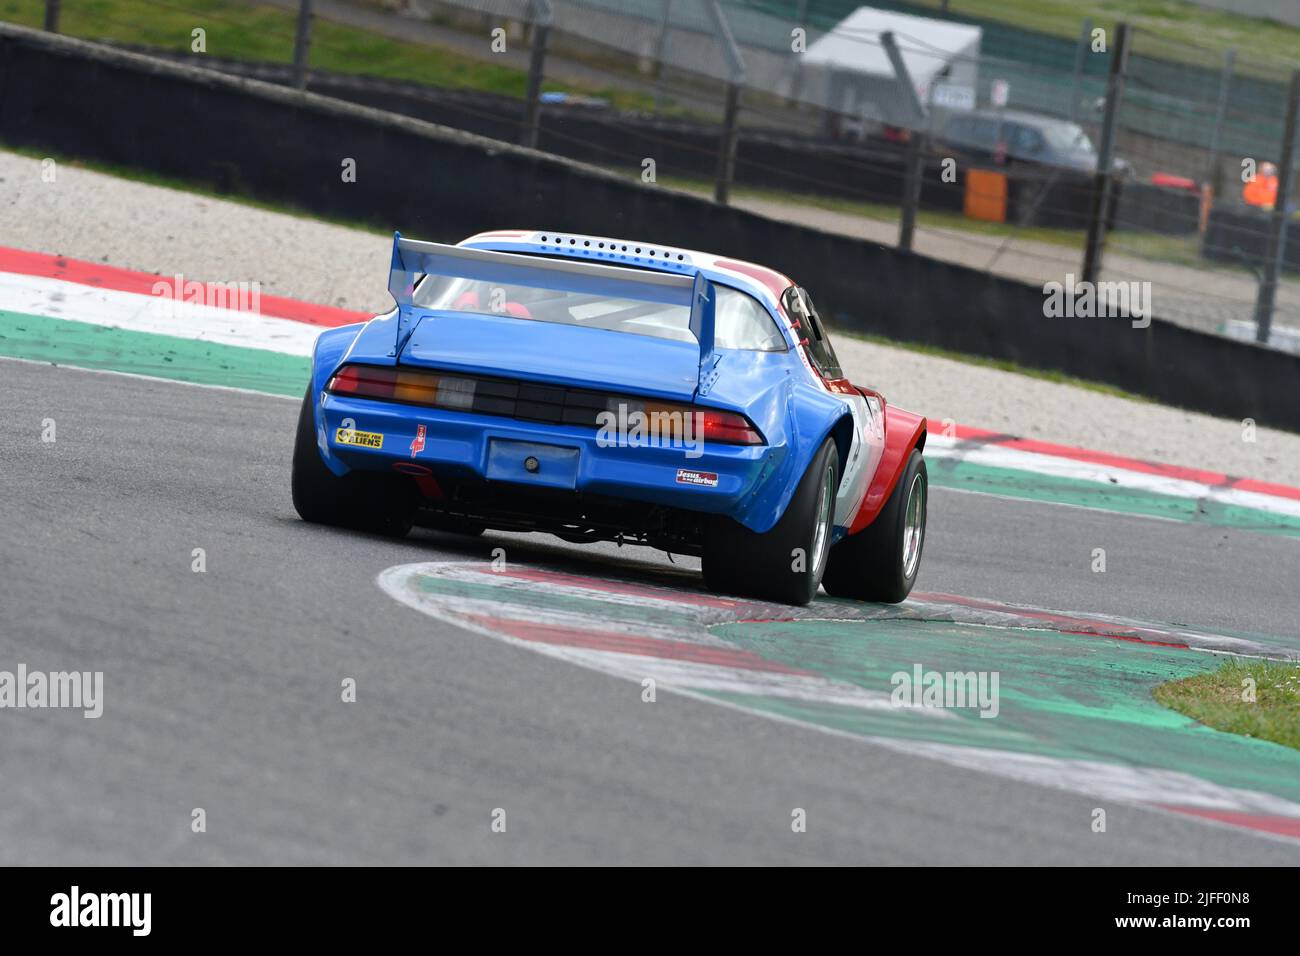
[935,108,1130,176]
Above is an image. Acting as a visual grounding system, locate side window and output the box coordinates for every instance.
[973,119,1000,150]
[782,286,842,380]
[714,286,787,352]
[1011,124,1044,155]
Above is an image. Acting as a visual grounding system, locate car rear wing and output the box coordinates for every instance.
[388,233,716,375]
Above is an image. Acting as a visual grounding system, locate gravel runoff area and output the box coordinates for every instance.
[5,147,1299,486]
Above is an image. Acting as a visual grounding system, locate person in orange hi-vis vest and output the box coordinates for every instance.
[1243,161,1279,209]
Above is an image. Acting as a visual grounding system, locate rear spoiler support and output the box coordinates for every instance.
[689,271,720,397]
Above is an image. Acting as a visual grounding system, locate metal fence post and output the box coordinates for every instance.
[716,83,742,204]
[43,0,61,33]
[292,0,314,90]
[789,0,809,104]
[1252,68,1300,345]
[1068,18,1091,122]
[706,0,745,204]
[1206,49,1235,202]
[653,0,673,115]
[521,0,554,149]
[1081,22,1129,287]
[881,31,928,252]
[898,134,925,253]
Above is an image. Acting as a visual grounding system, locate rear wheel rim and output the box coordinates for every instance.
[901,472,926,579]
[812,463,834,579]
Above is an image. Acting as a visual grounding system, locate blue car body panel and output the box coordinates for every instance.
[402,311,702,400]
[306,233,868,536]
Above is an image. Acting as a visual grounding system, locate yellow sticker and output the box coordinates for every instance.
[335,428,384,449]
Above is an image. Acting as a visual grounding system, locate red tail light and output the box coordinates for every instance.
[701,410,763,446]
[328,365,469,405]
[327,365,399,399]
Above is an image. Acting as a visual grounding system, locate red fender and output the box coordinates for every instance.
[847,398,926,535]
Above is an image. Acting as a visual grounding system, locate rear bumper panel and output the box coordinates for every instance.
[317,393,776,523]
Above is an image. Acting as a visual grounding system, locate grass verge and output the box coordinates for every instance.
[907,0,1300,69]
[0,0,654,110]
[1155,658,1300,751]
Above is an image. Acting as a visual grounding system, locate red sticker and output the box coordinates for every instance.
[676,469,718,487]
[410,424,427,458]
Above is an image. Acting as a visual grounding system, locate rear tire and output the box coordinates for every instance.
[702,438,839,606]
[822,449,926,603]
[291,387,416,537]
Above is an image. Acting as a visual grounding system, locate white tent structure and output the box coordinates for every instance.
[804,6,983,131]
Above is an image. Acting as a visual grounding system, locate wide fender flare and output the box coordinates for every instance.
[738,381,850,534]
[310,323,367,394]
[847,404,927,535]
[307,321,370,476]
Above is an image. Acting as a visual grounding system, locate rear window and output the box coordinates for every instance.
[414,275,787,351]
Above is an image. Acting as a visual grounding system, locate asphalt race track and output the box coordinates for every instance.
[3,359,1299,865]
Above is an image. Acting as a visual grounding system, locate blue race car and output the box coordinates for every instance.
[292,231,928,605]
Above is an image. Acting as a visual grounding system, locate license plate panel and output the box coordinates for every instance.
[486,439,580,489]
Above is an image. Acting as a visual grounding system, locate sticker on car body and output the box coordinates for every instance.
[335,427,384,449]
[676,469,719,487]
[409,424,428,458]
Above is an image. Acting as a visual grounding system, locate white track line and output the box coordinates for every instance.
[927,433,1300,520]
[0,271,322,354]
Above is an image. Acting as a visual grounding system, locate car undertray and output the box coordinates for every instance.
[414,475,710,555]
